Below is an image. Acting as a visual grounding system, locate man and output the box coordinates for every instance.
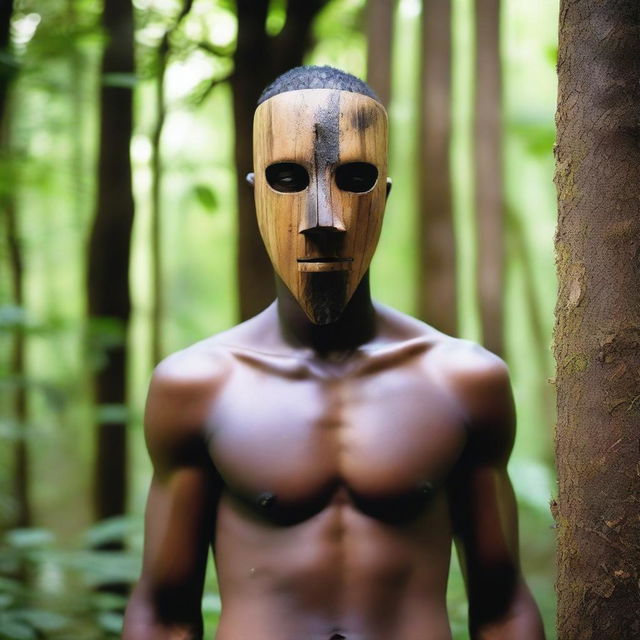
[123,66,545,640]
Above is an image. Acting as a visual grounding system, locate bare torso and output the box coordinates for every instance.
[193,306,471,640]
[123,300,544,640]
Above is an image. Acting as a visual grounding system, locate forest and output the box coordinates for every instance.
[1,0,637,639]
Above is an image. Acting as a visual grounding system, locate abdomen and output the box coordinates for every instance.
[213,490,454,640]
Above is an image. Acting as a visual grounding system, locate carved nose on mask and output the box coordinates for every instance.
[299,175,346,235]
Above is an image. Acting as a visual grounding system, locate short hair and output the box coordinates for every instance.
[257,65,380,106]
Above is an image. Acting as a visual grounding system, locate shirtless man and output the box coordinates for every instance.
[122,66,545,640]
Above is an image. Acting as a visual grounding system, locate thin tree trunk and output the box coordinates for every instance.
[5,186,30,529]
[150,0,193,365]
[1,0,30,530]
[554,2,640,637]
[232,0,273,322]
[0,0,14,126]
[418,0,456,335]
[474,0,503,356]
[232,0,327,321]
[366,0,395,108]
[150,38,166,366]
[87,0,135,525]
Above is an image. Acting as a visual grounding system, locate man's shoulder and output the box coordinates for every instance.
[376,303,508,381]
[426,337,515,459]
[377,306,514,443]
[152,338,233,389]
[428,335,509,384]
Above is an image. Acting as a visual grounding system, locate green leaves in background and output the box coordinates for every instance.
[193,183,218,213]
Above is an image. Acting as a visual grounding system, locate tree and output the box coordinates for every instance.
[417,0,456,336]
[0,0,31,530]
[554,1,640,637]
[87,0,135,526]
[474,0,503,356]
[366,0,395,107]
[149,0,194,365]
[232,0,328,321]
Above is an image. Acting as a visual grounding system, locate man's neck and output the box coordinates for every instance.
[275,274,376,357]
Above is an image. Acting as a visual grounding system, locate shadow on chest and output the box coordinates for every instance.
[208,369,466,524]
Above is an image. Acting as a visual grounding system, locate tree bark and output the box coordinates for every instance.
[4,178,30,530]
[0,0,14,126]
[474,0,503,356]
[366,0,395,108]
[232,0,274,322]
[417,0,456,335]
[1,0,30,530]
[232,0,327,321]
[87,0,135,524]
[554,2,640,638]
[150,0,194,365]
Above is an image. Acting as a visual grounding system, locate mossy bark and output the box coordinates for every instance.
[554,2,640,637]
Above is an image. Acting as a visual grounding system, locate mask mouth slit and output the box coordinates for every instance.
[297,257,353,263]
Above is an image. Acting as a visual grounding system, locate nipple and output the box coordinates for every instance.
[257,492,276,508]
[417,480,434,495]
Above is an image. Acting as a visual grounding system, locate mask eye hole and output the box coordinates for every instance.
[265,163,309,193]
[335,162,378,193]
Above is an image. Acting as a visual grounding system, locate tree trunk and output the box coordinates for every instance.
[1,0,30,530]
[150,0,194,365]
[5,179,30,530]
[232,0,327,321]
[554,2,640,638]
[0,0,14,126]
[417,0,456,335]
[87,0,135,525]
[232,0,274,322]
[150,36,167,367]
[366,0,395,107]
[474,0,503,356]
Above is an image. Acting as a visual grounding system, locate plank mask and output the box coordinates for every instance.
[252,89,389,325]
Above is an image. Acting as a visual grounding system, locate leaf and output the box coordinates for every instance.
[0,305,30,330]
[13,609,69,632]
[5,528,55,549]
[102,72,138,88]
[90,592,129,611]
[0,593,14,609]
[0,614,36,640]
[84,516,132,548]
[193,184,218,212]
[97,611,123,634]
[96,404,129,424]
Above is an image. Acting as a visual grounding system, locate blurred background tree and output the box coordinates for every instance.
[0,0,559,637]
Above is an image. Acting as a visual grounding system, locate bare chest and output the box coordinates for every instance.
[206,361,467,523]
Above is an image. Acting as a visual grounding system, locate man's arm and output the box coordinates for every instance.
[447,348,545,640]
[122,352,224,640]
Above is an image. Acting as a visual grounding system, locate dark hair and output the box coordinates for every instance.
[258,65,380,105]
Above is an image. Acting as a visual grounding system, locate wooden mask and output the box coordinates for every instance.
[252,89,389,325]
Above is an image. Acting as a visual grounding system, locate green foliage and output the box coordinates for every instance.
[0,521,140,639]
[193,183,218,213]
